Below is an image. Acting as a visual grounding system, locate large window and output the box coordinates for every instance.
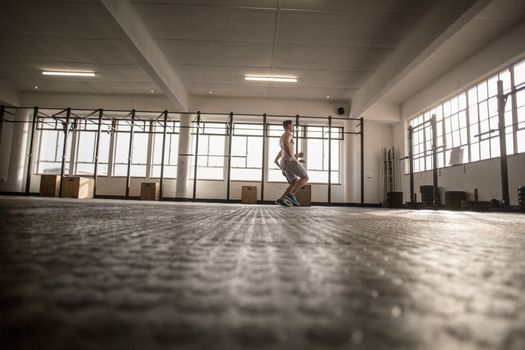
[306,126,342,184]
[152,121,179,178]
[191,122,226,180]
[409,57,525,173]
[231,123,263,181]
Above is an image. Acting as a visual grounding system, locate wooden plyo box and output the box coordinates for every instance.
[141,182,160,201]
[39,174,61,197]
[61,177,94,199]
[296,184,311,206]
[241,186,257,204]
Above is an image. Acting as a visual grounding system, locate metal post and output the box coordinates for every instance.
[125,109,135,199]
[192,112,201,201]
[226,112,233,201]
[59,108,71,197]
[295,115,300,155]
[360,117,364,206]
[328,116,332,205]
[93,109,103,197]
[159,111,168,200]
[24,107,39,195]
[0,105,4,145]
[497,80,510,208]
[408,126,415,202]
[431,115,439,210]
[261,113,267,203]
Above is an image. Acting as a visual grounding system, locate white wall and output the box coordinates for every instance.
[22,92,173,112]
[189,96,349,118]
[346,97,402,204]
[400,155,525,205]
[394,22,525,206]
[347,120,394,204]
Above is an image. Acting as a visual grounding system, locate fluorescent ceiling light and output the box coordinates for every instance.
[245,76,297,83]
[42,70,96,77]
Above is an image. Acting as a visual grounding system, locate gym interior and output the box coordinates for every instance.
[1,1,525,349]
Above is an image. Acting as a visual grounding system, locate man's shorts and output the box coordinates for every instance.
[281,159,308,184]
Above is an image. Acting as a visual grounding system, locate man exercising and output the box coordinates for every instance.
[275,120,309,207]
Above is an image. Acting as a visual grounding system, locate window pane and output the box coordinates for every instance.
[132,134,148,164]
[197,136,209,156]
[232,137,246,157]
[480,140,490,160]
[499,69,511,92]
[308,170,328,183]
[518,130,525,153]
[468,87,477,106]
[40,130,58,161]
[515,59,525,86]
[76,131,95,175]
[234,123,263,136]
[488,97,497,117]
[469,105,478,124]
[246,138,262,168]
[197,167,223,180]
[268,137,281,170]
[330,140,339,171]
[479,101,488,120]
[231,157,245,168]
[267,125,283,137]
[471,143,480,162]
[458,93,467,110]
[307,139,323,170]
[517,90,525,108]
[209,136,225,155]
[477,81,487,101]
[169,135,179,165]
[115,133,129,164]
[487,76,498,97]
[268,168,286,182]
[231,168,261,181]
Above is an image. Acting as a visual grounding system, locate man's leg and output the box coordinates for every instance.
[288,161,309,195]
[282,179,297,198]
[290,176,308,195]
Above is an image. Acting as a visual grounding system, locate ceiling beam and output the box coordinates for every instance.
[95,0,188,110]
[350,0,493,117]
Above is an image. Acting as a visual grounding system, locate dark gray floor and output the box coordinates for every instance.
[0,196,524,350]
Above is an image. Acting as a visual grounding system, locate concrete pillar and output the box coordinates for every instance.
[6,108,32,192]
[175,114,192,198]
[345,119,362,203]
[344,119,361,203]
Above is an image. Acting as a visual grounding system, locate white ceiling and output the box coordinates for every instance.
[131,0,434,99]
[0,0,524,105]
[380,0,525,103]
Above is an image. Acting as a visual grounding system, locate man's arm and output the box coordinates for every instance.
[274,151,282,169]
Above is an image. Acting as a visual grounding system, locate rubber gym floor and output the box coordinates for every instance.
[0,196,524,350]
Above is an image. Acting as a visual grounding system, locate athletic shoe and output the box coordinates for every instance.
[286,194,300,206]
[275,198,292,207]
